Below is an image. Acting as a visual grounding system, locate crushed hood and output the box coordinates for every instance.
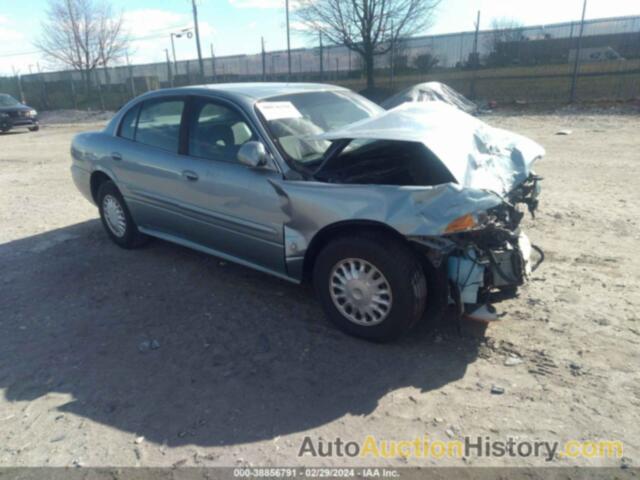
[381,81,478,114]
[318,102,545,196]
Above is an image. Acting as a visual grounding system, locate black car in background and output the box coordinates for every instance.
[0,94,39,133]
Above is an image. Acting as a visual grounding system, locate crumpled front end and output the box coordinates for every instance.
[411,174,543,321]
[308,101,545,321]
[277,100,544,321]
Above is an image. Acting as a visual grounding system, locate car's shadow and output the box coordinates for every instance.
[0,220,483,446]
[0,130,30,136]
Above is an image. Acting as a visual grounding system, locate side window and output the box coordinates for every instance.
[188,100,256,162]
[118,104,139,140]
[136,99,185,153]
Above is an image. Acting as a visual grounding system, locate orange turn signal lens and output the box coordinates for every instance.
[444,213,477,234]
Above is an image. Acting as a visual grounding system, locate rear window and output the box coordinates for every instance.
[136,100,185,153]
[119,104,139,140]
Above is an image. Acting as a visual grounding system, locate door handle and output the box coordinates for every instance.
[111,152,122,161]
[182,170,199,181]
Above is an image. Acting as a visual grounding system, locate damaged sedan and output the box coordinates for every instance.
[70,83,543,341]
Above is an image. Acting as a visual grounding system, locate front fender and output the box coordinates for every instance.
[271,179,503,280]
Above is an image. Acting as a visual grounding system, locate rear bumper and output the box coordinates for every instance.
[71,165,94,205]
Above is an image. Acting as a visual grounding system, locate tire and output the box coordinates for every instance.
[97,180,148,249]
[313,233,427,342]
[29,126,40,132]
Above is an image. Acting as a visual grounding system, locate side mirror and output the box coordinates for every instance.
[237,141,268,168]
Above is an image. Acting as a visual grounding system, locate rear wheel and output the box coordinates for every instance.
[313,234,427,341]
[97,181,148,249]
[28,126,39,132]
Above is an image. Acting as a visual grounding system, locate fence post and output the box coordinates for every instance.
[569,0,588,103]
[165,48,174,87]
[319,32,324,81]
[261,37,267,81]
[389,21,395,87]
[70,74,78,110]
[97,81,105,111]
[211,44,217,83]
[469,10,481,99]
[126,53,136,98]
[12,67,25,104]
[186,60,192,85]
[39,73,49,110]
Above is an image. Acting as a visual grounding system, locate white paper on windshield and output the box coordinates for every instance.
[257,101,303,121]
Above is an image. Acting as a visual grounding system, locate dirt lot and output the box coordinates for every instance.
[0,110,638,470]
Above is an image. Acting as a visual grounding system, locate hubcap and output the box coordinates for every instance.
[102,194,126,238]
[329,258,393,326]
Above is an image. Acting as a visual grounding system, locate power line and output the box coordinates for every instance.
[0,24,191,59]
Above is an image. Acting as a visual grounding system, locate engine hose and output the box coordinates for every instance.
[531,244,545,272]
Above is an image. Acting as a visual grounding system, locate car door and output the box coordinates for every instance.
[109,96,208,235]
[176,96,287,274]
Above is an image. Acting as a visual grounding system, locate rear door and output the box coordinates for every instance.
[109,96,209,234]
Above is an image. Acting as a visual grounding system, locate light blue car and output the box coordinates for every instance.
[71,83,543,341]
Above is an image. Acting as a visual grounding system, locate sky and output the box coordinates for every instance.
[0,0,639,75]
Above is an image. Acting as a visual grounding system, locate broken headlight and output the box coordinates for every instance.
[444,211,489,234]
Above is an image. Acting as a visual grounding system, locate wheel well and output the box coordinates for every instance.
[301,221,411,282]
[90,171,113,203]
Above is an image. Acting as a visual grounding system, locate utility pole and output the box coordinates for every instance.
[165,48,174,87]
[570,0,588,103]
[319,32,324,81]
[210,44,217,83]
[191,0,205,80]
[285,0,291,80]
[261,37,267,81]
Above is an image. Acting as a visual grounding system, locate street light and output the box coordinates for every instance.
[170,28,194,73]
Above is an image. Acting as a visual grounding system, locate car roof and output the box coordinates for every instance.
[174,82,350,101]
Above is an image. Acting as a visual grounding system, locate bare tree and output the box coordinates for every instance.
[296,0,440,89]
[35,0,128,90]
[487,17,525,51]
[413,52,439,73]
[484,17,525,67]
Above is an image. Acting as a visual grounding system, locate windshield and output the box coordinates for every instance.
[256,90,383,166]
[0,94,20,107]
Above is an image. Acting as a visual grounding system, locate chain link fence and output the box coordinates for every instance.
[1,14,639,112]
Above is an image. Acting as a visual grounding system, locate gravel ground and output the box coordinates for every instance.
[0,111,638,471]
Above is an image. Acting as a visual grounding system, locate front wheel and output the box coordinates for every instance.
[97,180,148,249]
[313,234,427,342]
[28,126,40,132]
